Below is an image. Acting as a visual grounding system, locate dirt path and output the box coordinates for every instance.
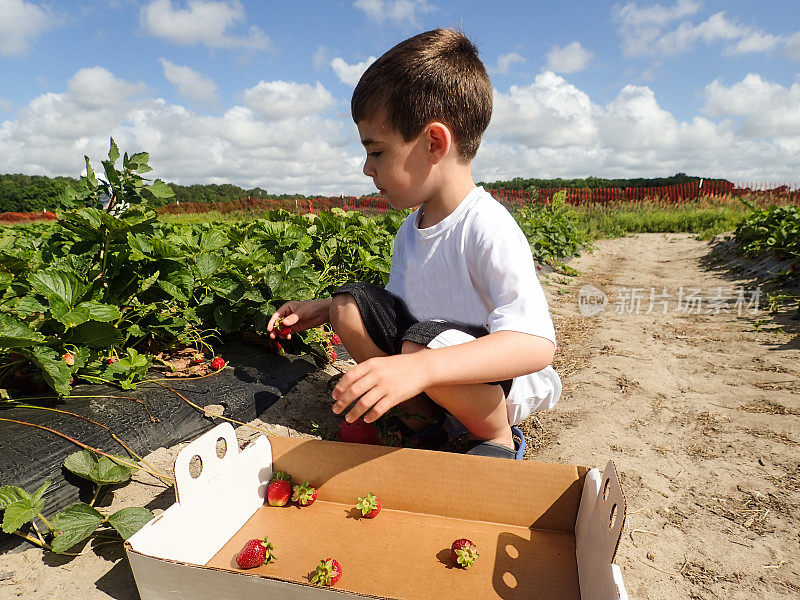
[1,232,798,599]
[535,232,800,599]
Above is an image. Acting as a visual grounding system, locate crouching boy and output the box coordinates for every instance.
[268,28,561,459]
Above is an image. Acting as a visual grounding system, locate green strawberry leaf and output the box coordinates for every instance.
[63,450,98,480]
[95,456,133,485]
[30,346,72,396]
[0,314,46,348]
[145,179,173,199]
[50,504,105,553]
[1,482,48,533]
[107,507,154,540]
[0,485,31,510]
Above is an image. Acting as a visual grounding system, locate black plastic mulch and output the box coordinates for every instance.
[0,341,317,553]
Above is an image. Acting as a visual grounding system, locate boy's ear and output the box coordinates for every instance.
[426,121,453,164]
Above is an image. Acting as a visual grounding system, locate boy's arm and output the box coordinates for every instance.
[332,330,554,423]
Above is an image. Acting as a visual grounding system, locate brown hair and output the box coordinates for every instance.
[351,28,492,162]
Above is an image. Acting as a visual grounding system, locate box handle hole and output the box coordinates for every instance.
[502,572,517,589]
[505,544,519,559]
[189,455,203,479]
[216,437,227,459]
[609,503,618,530]
[602,477,611,502]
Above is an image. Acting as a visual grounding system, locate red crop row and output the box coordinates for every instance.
[2,180,799,222]
[0,211,59,224]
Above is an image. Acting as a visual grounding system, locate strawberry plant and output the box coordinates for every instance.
[0,449,153,554]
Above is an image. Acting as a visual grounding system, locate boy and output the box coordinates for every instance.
[268,28,561,459]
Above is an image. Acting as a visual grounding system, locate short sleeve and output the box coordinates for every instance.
[468,208,557,348]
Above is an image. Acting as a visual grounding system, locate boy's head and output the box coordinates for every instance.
[351,28,492,163]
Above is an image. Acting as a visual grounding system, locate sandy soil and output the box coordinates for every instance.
[1,232,798,599]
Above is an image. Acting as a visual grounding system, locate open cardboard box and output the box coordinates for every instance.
[126,423,628,599]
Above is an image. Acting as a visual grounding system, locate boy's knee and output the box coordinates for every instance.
[329,293,360,329]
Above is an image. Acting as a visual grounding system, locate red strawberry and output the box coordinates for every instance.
[235,536,276,569]
[63,352,75,366]
[189,352,205,365]
[451,538,479,568]
[311,558,342,586]
[267,479,292,506]
[328,348,337,363]
[211,356,225,370]
[355,493,381,518]
[105,356,119,365]
[275,342,286,357]
[292,481,317,507]
[330,333,341,345]
[338,420,379,445]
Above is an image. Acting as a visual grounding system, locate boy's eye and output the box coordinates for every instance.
[367,151,382,157]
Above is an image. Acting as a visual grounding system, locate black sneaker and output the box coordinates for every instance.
[440,433,519,460]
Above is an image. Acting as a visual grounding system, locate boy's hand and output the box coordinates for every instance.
[331,353,428,424]
[267,299,331,340]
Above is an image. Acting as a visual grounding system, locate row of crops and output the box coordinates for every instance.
[1,139,797,400]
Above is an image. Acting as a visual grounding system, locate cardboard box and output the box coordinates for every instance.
[126,423,628,599]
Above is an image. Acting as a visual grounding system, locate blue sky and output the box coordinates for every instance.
[0,0,798,194]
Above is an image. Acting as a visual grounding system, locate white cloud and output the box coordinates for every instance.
[0,96,12,112]
[474,70,800,183]
[3,65,800,195]
[783,31,800,61]
[140,0,269,50]
[0,67,361,194]
[242,81,336,120]
[491,52,525,75]
[546,42,593,73]
[331,56,376,86]
[614,3,780,58]
[313,46,328,70]
[702,74,800,137]
[67,67,147,108]
[353,0,434,28]
[0,0,56,56]
[159,58,219,107]
[490,72,598,148]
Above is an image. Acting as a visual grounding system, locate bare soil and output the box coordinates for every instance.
[1,232,798,599]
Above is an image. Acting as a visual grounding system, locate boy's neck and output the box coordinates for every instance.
[418,166,477,229]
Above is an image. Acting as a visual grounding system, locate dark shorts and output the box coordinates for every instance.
[332,282,513,397]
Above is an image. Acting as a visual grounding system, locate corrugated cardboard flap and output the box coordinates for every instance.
[575,461,628,600]
[127,423,272,565]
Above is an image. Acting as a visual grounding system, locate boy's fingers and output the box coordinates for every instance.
[332,371,373,412]
[345,389,385,423]
[362,398,393,424]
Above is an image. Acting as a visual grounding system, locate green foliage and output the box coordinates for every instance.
[61,138,174,211]
[0,202,406,395]
[0,450,153,554]
[574,201,749,241]
[734,202,800,262]
[515,191,591,264]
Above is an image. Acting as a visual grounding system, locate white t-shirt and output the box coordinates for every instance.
[385,186,562,425]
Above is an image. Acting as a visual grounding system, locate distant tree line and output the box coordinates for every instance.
[2,172,735,213]
[478,173,730,190]
[0,174,321,212]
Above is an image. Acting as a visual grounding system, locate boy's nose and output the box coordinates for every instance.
[363,159,376,178]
